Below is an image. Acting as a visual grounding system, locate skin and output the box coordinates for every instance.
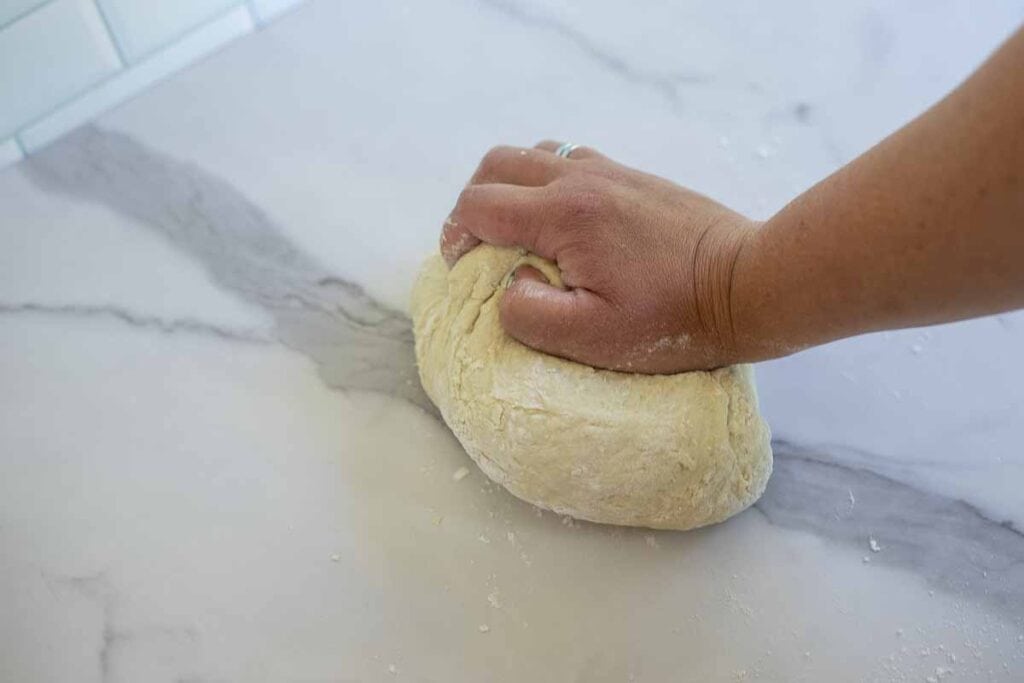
[440,27,1024,374]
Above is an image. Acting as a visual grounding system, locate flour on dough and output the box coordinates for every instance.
[410,246,772,530]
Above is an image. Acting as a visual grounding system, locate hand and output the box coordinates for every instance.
[440,141,760,373]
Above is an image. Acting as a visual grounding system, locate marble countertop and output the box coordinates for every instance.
[3,1,1024,681]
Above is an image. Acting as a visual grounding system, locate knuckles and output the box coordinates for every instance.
[476,145,518,179]
[453,184,477,211]
[457,184,513,222]
[453,184,494,218]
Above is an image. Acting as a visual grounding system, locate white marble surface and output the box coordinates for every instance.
[2,1,1024,681]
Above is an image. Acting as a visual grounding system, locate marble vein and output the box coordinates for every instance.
[477,0,851,173]
[772,435,1013,474]
[478,0,711,106]
[761,442,1024,619]
[22,126,1024,622]
[0,301,272,344]
[24,126,431,411]
[42,572,201,683]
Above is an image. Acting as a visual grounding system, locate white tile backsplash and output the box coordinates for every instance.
[0,0,48,27]
[0,0,121,139]
[97,0,238,63]
[20,5,253,152]
[0,0,307,167]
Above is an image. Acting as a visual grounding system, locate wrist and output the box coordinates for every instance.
[727,218,797,363]
[691,214,765,365]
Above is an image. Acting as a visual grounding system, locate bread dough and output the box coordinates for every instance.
[410,246,772,530]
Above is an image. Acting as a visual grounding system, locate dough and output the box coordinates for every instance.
[410,246,772,530]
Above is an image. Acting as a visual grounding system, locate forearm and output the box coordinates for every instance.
[735,27,1024,359]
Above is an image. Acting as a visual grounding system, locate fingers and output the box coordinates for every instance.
[499,265,609,362]
[470,141,604,186]
[534,140,605,161]
[439,217,481,267]
[441,184,551,265]
[469,145,567,187]
[441,141,607,266]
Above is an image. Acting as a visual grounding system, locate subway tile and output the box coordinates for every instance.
[0,0,121,139]
[19,5,254,152]
[97,0,239,63]
[0,137,24,169]
[0,0,48,28]
[249,0,306,26]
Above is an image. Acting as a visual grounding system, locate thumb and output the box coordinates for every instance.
[499,265,607,363]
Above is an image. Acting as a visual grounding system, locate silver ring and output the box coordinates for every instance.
[554,142,580,159]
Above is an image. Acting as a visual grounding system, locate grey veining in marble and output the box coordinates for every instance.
[24,125,430,411]
[479,0,712,106]
[41,571,202,682]
[759,442,1024,619]
[19,124,1024,635]
[0,301,272,344]
[6,1,1024,677]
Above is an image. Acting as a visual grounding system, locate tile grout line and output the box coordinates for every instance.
[2,2,264,165]
[12,4,256,154]
[1,0,136,142]
[9,69,128,144]
[139,2,253,60]
[0,0,55,32]
[91,0,128,67]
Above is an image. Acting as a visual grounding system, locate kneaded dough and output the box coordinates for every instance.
[410,246,772,530]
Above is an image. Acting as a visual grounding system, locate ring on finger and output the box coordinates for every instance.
[554,142,581,159]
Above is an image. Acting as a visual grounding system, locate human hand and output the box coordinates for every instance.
[440,141,760,373]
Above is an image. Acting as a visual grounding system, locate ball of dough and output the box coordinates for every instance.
[410,246,772,530]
